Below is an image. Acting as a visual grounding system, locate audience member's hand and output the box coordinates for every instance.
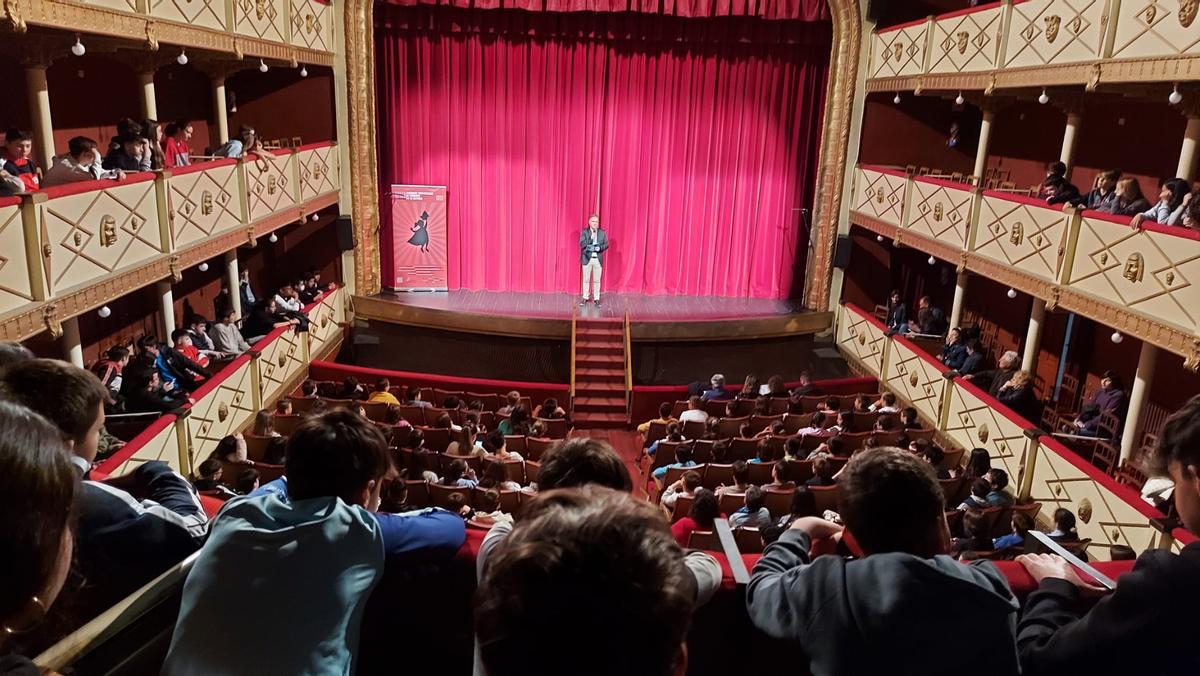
[1130,214,1144,229]
[367,479,383,512]
[1017,554,1107,596]
[115,169,127,181]
[788,516,843,540]
[961,374,974,381]
[458,505,472,517]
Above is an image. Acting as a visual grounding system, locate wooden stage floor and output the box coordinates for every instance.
[353,290,834,341]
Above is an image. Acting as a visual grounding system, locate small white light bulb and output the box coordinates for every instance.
[300,65,308,77]
[97,305,111,318]
[1007,288,1017,299]
[876,235,884,242]
[269,232,278,243]
[955,91,965,106]
[259,59,269,73]
[198,262,209,272]
[1038,89,1050,105]
[71,37,86,57]
[1111,331,1124,344]
[1170,85,1183,105]
[927,255,936,265]
[177,50,189,66]
[311,214,319,222]
[893,92,901,105]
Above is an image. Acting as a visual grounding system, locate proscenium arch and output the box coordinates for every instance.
[341,0,861,311]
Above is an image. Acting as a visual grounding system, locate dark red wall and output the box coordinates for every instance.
[859,93,979,173]
[227,66,336,147]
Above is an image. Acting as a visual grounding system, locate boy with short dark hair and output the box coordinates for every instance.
[476,487,718,676]
[985,468,1014,507]
[43,135,126,186]
[168,409,465,675]
[746,447,1020,675]
[2,128,40,191]
[1016,395,1200,675]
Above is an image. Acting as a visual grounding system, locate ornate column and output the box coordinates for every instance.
[225,250,242,318]
[1060,112,1082,177]
[158,281,176,343]
[1021,298,1046,373]
[973,109,994,182]
[23,55,56,169]
[1177,107,1200,181]
[1120,343,1158,462]
[949,271,968,330]
[61,316,83,368]
[138,68,158,120]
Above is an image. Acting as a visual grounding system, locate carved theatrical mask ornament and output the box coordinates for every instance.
[267,176,278,195]
[893,43,904,61]
[1044,15,1061,42]
[202,191,214,216]
[217,402,229,422]
[1181,0,1199,28]
[1010,222,1024,246]
[1077,497,1093,524]
[956,31,970,54]
[977,423,990,444]
[100,215,117,247]
[1123,252,1144,283]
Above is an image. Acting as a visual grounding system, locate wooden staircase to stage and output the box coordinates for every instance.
[570,308,631,429]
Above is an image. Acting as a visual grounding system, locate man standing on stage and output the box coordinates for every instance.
[579,214,609,306]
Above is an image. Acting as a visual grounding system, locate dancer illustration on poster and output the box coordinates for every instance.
[408,211,430,252]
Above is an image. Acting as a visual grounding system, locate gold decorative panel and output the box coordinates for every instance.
[256,326,305,404]
[234,0,288,45]
[928,5,1004,74]
[296,146,339,202]
[1028,438,1163,560]
[289,0,332,52]
[39,181,165,295]
[974,192,1070,283]
[186,360,256,464]
[851,166,908,228]
[168,164,243,249]
[883,337,946,425]
[904,178,973,250]
[1112,0,1200,59]
[1067,214,1200,334]
[306,287,344,358]
[148,0,228,31]
[1004,0,1107,68]
[245,153,297,222]
[943,378,1031,486]
[836,304,887,378]
[0,202,37,320]
[107,418,184,477]
[84,0,139,14]
[870,21,930,78]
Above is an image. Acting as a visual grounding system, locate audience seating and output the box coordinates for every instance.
[810,484,840,513]
[671,494,695,521]
[717,491,746,515]
[733,528,764,554]
[535,417,569,439]
[701,464,735,489]
[687,530,717,550]
[762,488,795,519]
[524,437,556,461]
[746,461,775,486]
[681,420,707,438]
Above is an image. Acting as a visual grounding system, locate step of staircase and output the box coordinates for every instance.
[576,340,624,354]
[573,411,628,429]
[575,382,625,395]
[576,367,625,382]
[576,354,624,368]
[573,396,627,413]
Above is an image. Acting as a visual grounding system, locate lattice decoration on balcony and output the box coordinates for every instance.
[290,0,330,51]
[1113,0,1200,58]
[257,329,304,403]
[836,306,886,377]
[906,183,971,247]
[39,183,162,293]
[871,24,929,78]
[170,165,241,248]
[884,340,945,424]
[1071,219,1200,330]
[246,154,296,220]
[929,7,1003,74]
[87,0,140,15]
[853,168,906,226]
[236,0,286,43]
[123,422,182,474]
[975,197,1067,281]
[1029,449,1162,551]
[148,0,228,31]
[1004,0,1105,68]
[298,147,338,201]
[188,363,255,460]
[0,205,35,315]
[943,383,1026,485]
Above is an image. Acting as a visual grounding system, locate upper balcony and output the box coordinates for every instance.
[0,142,340,343]
[848,163,1200,368]
[866,0,1200,93]
[11,0,335,66]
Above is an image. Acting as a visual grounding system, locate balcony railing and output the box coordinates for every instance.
[0,142,340,343]
[29,0,335,60]
[868,0,1200,87]
[848,164,1200,364]
[837,302,1193,559]
[91,285,347,479]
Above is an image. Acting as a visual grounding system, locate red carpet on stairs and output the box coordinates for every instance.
[572,317,628,429]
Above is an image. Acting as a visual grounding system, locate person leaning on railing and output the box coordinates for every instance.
[1015,394,1200,675]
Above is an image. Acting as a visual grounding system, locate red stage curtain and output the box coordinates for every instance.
[376,4,830,298]
[379,0,830,21]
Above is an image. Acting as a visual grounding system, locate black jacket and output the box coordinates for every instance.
[158,346,211,392]
[1018,543,1200,675]
[746,530,1020,675]
[886,302,907,333]
[973,367,1016,398]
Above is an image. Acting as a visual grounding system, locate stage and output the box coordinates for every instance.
[352,290,833,341]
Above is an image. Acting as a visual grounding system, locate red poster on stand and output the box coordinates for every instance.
[389,185,448,291]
